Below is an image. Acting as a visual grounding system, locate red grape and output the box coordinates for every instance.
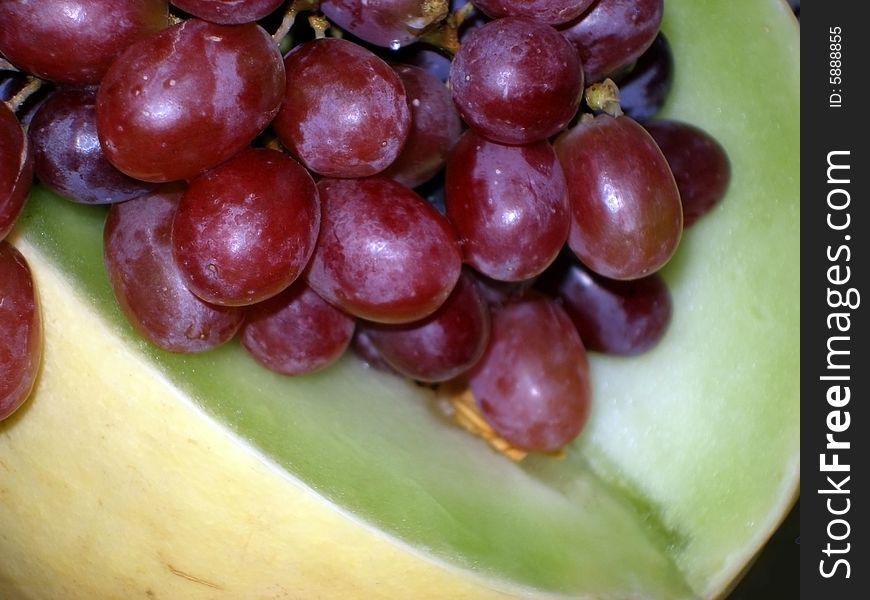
[273,38,411,178]
[644,120,731,227]
[28,88,156,205]
[536,253,672,355]
[241,282,355,376]
[381,64,462,189]
[0,101,33,240]
[171,148,320,307]
[472,0,595,25]
[97,18,285,182]
[0,0,169,85]
[306,177,461,324]
[555,114,682,280]
[445,129,569,281]
[559,0,663,83]
[449,17,584,144]
[363,271,490,382]
[104,187,244,352]
[171,0,285,24]
[321,0,448,48]
[0,241,42,421]
[469,293,590,452]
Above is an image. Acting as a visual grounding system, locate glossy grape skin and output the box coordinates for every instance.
[472,0,594,25]
[614,33,673,122]
[274,39,411,178]
[381,64,462,189]
[469,293,590,452]
[536,253,672,355]
[559,0,662,83]
[644,120,731,227]
[446,130,569,281]
[363,271,490,382]
[97,19,285,183]
[0,0,169,85]
[172,148,320,307]
[241,283,355,376]
[0,102,33,241]
[555,114,682,280]
[28,88,156,205]
[0,242,42,421]
[306,177,462,324]
[104,187,244,353]
[321,0,448,48]
[449,17,584,145]
[171,0,285,24]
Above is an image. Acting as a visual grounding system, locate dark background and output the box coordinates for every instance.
[801,0,867,597]
[727,501,799,598]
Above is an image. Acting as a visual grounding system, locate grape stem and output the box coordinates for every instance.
[584,79,624,117]
[419,2,475,58]
[4,76,42,113]
[308,14,331,39]
[272,0,321,45]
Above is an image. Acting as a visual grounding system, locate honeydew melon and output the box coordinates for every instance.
[0,0,799,597]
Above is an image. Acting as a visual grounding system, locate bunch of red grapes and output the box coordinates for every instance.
[0,0,730,454]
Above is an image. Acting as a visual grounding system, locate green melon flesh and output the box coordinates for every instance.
[1,0,799,597]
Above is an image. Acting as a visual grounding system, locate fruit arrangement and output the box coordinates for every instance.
[1,0,798,598]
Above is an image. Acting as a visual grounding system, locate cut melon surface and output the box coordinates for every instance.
[0,0,799,598]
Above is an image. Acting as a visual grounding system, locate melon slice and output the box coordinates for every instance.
[0,0,799,597]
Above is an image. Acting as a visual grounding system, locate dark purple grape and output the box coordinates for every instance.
[381,64,462,189]
[104,187,244,352]
[274,38,411,178]
[472,0,595,25]
[171,148,320,307]
[613,33,673,122]
[402,48,451,82]
[306,177,461,324]
[0,101,33,240]
[449,17,584,145]
[0,0,169,85]
[537,253,671,355]
[559,0,663,83]
[644,120,731,227]
[445,129,569,281]
[555,114,682,280]
[171,0,285,24]
[97,19,285,182]
[363,271,490,382]
[321,0,448,48]
[28,88,156,205]
[0,241,41,421]
[241,282,355,376]
[469,293,590,452]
